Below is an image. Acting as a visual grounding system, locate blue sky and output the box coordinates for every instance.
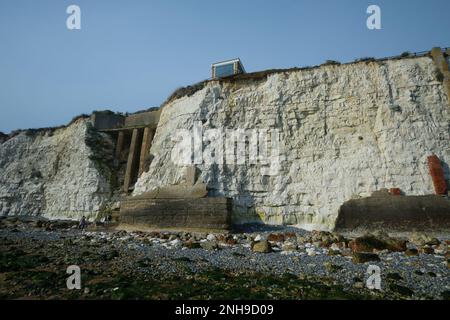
[0,0,449,133]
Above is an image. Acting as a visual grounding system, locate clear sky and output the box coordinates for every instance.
[0,0,449,133]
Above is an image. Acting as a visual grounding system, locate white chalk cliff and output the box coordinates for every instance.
[0,119,114,220]
[134,56,450,230]
[1,54,449,230]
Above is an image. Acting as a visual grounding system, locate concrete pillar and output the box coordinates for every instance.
[138,127,155,176]
[124,128,140,192]
[185,166,198,185]
[115,131,125,160]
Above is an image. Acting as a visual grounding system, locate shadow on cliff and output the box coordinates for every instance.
[441,160,450,191]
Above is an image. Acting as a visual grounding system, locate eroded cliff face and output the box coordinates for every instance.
[0,119,115,220]
[134,56,450,230]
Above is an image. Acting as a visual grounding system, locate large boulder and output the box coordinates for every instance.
[349,234,407,253]
[267,233,285,242]
[251,240,272,253]
[200,241,218,251]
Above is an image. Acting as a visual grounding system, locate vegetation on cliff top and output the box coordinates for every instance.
[161,50,433,107]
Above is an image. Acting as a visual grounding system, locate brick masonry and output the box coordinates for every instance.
[120,197,232,230]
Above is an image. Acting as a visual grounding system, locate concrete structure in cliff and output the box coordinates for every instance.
[91,109,160,193]
[91,110,234,231]
[120,170,232,231]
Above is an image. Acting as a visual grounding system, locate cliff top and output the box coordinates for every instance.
[162,49,445,107]
[2,48,447,138]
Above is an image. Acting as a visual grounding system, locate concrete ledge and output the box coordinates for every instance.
[334,193,450,232]
[133,183,208,199]
[91,110,160,131]
[120,197,232,231]
[124,110,160,129]
[91,112,125,130]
